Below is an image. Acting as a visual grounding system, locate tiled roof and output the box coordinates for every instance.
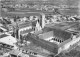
[26,33,58,54]
[52,28,72,41]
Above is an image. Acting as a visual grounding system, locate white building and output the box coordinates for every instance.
[0,34,17,49]
[38,22,80,54]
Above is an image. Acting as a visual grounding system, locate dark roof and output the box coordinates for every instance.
[0,29,3,32]
[26,33,58,54]
[0,34,8,38]
[43,27,72,41]
[2,12,41,18]
[52,28,72,41]
[45,22,80,41]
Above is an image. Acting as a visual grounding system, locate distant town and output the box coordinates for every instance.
[0,0,80,57]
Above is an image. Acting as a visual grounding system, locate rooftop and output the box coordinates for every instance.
[38,31,53,40]
[45,22,79,30]
[45,22,80,41]
[26,33,58,54]
[18,22,32,29]
[0,35,17,46]
[0,34,8,38]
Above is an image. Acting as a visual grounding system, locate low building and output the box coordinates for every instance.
[0,34,17,49]
[26,33,58,55]
[0,26,7,32]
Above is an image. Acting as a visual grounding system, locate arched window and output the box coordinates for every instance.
[60,40,62,43]
[58,39,60,42]
[55,39,57,41]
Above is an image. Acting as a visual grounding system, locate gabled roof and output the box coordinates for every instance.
[18,22,32,29]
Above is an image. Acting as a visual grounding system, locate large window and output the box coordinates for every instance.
[52,38,63,43]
